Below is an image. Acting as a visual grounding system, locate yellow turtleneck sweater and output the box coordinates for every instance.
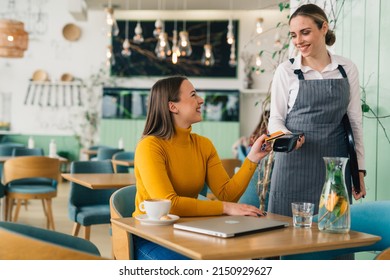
[133,126,258,217]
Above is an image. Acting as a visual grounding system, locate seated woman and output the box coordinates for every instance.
[133,76,271,260]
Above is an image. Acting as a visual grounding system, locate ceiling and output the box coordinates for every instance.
[84,0,282,11]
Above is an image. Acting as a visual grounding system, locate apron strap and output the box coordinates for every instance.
[290,58,348,80]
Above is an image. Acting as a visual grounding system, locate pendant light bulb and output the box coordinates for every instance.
[178,31,192,56]
[256,18,264,34]
[155,32,171,59]
[121,39,131,57]
[227,18,234,45]
[202,21,214,67]
[171,29,181,64]
[229,40,237,67]
[133,22,144,44]
[106,45,115,66]
[105,7,119,37]
[201,44,215,67]
[153,19,163,38]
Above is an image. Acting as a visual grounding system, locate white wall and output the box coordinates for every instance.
[0,0,288,138]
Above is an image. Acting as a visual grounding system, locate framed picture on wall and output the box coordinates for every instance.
[102,87,239,122]
[111,20,238,78]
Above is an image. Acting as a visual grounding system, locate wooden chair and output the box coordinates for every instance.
[110,185,136,260]
[3,156,60,230]
[375,247,390,260]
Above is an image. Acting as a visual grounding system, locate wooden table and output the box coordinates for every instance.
[0,228,106,260]
[81,148,97,160]
[111,159,134,173]
[111,213,381,260]
[61,173,136,189]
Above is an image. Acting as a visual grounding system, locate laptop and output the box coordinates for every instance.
[173,216,289,238]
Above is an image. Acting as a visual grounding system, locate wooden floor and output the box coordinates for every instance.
[1,181,113,259]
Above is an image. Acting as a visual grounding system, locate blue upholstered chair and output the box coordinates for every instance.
[110,185,136,259]
[0,221,101,257]
[112,151,135,173]
[237,167,261,207]
[12,147,44,156]
[96,147,124,161]
[68,160,116,240]
[87,145,112,160]
[3,156,60,230]
[282,201,390,260]
[1,144,26,214]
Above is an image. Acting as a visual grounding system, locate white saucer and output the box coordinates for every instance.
[135,214,180,225]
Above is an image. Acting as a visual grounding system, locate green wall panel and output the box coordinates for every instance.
[376,0,390,200]
[2,134,80,161]
[100,120,239,159]
[337,0,390,201]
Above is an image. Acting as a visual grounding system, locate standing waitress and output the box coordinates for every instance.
[268,3,366,217]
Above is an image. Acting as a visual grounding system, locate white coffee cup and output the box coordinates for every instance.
[139,199,171,220]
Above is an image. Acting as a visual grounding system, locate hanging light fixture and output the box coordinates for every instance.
[256,18,264,34]
[105,0,119,37]
[226,17,234,45]
[171,21,180,64]
[274,32,282,49]
[121,0,131,57]
[0,19,29,58]
[226,0,234,45]
[178,0,192,56]
[229,39,237,67]
[133,22,144,44]
[153,0,163,38]
[155,28,171,59]
[106,45,115,66]
[171,0,180,64]
[201,21,215,67]
[133,0,144,44]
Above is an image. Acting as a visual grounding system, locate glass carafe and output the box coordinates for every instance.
[318,157,351,233]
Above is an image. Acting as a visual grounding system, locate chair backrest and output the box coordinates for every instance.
[112,151,135,173]
[375,247,390,260]
[0,145,22,156]
[69,160,115,209]
[12,147,44,156]
[221,158,242,177]
[110,185,136,260]
[3,156,60,185]
[96,148,124,160]
[0,221,100,256]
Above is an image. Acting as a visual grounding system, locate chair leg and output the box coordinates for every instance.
[24,199,28,210]
[4,198,10,221]
[5,198,15,222]
[84,226,91,240]
[44,199,55,231]
[72,223,81,237]
[13,199,22,222]
[41,199,49,229]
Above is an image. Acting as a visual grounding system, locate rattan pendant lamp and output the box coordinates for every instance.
[0,19,29,58]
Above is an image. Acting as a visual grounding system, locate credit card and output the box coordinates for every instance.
[265,131,285,142]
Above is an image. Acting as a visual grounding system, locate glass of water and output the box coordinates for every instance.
[291,202,315,228]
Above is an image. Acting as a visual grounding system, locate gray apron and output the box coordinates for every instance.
[268,63,351,216]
